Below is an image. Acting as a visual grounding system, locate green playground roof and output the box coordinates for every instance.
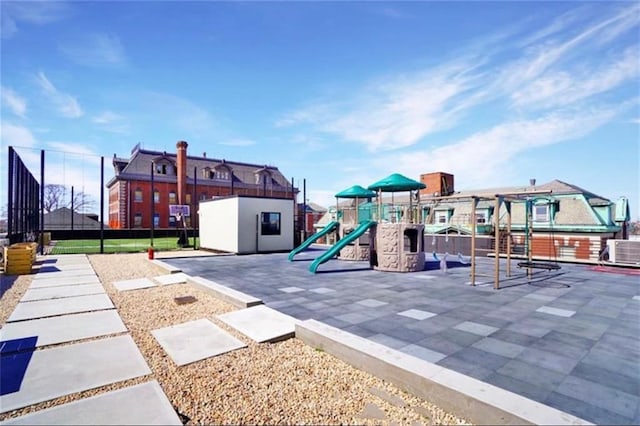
[335,185,377,199]
[368,173,426,192]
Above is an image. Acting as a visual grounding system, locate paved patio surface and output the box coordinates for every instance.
[164,249,640,425]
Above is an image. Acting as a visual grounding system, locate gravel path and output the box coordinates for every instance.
[1,253,471,425]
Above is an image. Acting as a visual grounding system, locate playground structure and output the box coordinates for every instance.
[289,173,563,288]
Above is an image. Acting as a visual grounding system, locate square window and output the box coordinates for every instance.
[154,191,160,204]
[169,192,177,204]
[169,215,177,227]
[533,205,550,222]
[153,213,160,227]
[134,213,142,227]
[134,189,143,203]
[261,212,281,235]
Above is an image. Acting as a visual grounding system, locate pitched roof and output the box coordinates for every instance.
[108,146,295,191]
[44,207,105,230]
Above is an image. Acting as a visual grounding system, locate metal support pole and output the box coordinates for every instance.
[506,201,512,277]
[150,163,154,247]
[470,197,477,286]
[71,186,74,231]
[494,196,501,290]
[303,178,307,240]
[193,166,197,250]
[39,149,44,254]
[100,157,104,254]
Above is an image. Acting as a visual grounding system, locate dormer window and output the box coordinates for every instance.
[154,160,174,175]
[533,204,550,223]
[202,167,213,179]
[215,170,229,180]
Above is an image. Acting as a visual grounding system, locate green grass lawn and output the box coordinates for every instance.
[49,237,200,255]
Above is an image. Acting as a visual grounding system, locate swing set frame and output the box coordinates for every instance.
[424,189,556,289]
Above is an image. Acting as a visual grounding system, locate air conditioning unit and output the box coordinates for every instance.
[606,239,640,265]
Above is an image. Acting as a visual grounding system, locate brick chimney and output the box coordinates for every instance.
[420,172,454,197]
[176,140,188,204]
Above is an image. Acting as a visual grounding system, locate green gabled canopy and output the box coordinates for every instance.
[335,185,377,199]
[367,173,425,192]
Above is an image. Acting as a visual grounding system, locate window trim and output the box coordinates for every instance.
[261,212,281,236]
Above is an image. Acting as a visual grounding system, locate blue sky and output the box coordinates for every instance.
[1,1,639,219]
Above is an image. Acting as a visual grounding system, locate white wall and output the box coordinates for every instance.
[237,197,294,253]
[198,197,239,253]
[199,196,294,254]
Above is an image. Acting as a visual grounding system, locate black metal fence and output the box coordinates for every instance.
[7,147,41,245]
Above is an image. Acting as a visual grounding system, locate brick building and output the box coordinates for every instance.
[107,141,297,229]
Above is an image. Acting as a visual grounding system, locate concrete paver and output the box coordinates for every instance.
[0,381,181,425]
[20,284,105,302]
[7,294,114,322]
[151,319,246,366]
[217,305,300,343]
[113,277,156,292]
[0,335,151,413]
[0,311,127,348]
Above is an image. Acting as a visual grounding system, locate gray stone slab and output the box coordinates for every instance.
[29,275,101,288]
[279,286,305,293]
[356,299,388,308]
[0,311,127,348]
[397,309,437,320]
[400,344,447,363]
[33,270,97,280]
[309,287,335,294]
[8,294,114,322]
[536,306,576,317]
[472,337,526,358]
[21,284,105,302]
[153,272,189,286]
[0,335,151,414]
[217,305,300,343]
[0,380,181,425]
[113,277,156,291]
[555,375,638,419]
[152,319,246,366]
[453,321,499,337]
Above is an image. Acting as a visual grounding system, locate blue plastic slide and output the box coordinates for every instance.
[309,220,376,273]
[288,221,339,261]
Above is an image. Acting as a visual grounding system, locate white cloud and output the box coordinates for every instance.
[378,105,626,190]
[278,62,481,152]
[35,72,83,118]
[511,46,640,109]
[1,87,27,118]
[0,122,37,147]
[92,111,130,134]
[277,3,639,155]
[46,142,100,158]
[59,34,127,67]
[1,2,69,39]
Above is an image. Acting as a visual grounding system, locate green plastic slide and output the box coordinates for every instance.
[288,221,339,261]
[309,220,376,273]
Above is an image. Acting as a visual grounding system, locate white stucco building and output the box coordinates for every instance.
[198,195,294,254]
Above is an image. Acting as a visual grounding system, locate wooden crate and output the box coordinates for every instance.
[4,245,35,275]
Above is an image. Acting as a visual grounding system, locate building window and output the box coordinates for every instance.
[154,191,160,204]
[153,213,160,227]
[134,213,142,227]
[169,192,177,204]
[475,210,488,224]
[155,163,167,175]
[215,170,229,180]
[436,211,449,224]
[202,167,211,179]
[261,212,281,235]
[134,189,143,203]
[169,215,177,227]
[186,193,191,204]
[533,204,550,223]
[200,192,207,201]
[255,173,263,184]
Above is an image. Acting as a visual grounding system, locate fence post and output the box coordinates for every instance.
[100,156,104,254]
